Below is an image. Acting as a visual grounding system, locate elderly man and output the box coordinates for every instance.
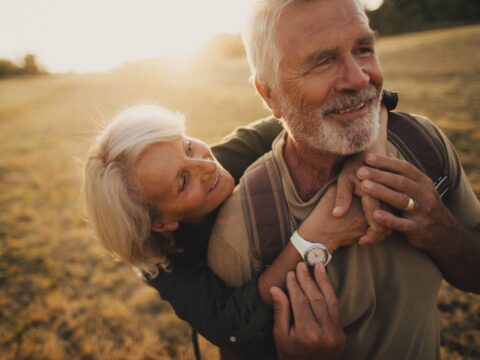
[207,0,480,358]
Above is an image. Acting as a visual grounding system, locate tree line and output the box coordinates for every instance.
[0,54,47,79]
[368,0,480,35]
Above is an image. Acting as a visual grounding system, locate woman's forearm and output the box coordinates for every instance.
[257,243,302,306]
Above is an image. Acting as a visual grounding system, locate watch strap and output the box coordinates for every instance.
[290,231,332,265]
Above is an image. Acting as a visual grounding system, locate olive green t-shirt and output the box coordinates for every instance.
[208,115,480,359]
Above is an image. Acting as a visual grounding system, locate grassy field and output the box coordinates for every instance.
[0,24,479,359]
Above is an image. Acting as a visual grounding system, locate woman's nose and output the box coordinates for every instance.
[193,158,217,182]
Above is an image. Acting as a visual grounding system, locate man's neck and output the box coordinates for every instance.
[284,136,346,201]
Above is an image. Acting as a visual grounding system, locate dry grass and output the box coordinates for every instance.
[0,24,479,359]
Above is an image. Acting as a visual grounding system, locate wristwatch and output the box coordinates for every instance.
[290,231,332,266]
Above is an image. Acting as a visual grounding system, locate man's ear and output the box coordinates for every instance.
[151,218,179,233]
[255,80,282,119]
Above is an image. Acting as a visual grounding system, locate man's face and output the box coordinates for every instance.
[271,0,384,155]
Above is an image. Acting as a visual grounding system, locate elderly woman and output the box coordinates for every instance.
[84,97,393,352]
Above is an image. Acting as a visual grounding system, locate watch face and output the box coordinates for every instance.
[305,247,327,266]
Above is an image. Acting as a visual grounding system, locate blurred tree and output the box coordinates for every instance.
[368,0,480,35]
[0,59,20,78]
[23,54,40,75]
[0,53,47,79]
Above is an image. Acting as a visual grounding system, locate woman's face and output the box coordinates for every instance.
[133,136,235,230]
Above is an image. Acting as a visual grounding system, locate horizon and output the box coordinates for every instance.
[1,0,383,74]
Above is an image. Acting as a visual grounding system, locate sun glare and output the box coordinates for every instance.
[1,0,386,73]
[0,0,250,73]
[363,0,384,11]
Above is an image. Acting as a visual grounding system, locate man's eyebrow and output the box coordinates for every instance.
[305,48,338,67]
[356,32,378,45]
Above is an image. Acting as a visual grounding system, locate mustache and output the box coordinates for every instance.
[319,86,378,117]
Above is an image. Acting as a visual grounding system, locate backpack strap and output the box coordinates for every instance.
[387,112,451,198]
[240,152,292,266]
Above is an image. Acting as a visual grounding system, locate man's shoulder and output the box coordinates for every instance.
[207,186,260,286]
[209,186,250,258]
[214,186,244,229]
[391,112,442,139]
[389,111,452,171]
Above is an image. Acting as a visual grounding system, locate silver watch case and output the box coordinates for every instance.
[304,244,332,266]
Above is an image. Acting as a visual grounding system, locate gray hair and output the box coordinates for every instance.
[84,104,185,277]
[242,0,295,93]
[242,0,367,94]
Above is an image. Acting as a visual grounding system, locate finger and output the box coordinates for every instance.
[271,286,291,341]
[295,263,331,325]
[286,270,316,326]
[312,264,340,326]
[358,226,389,245]
[333,176,354,217]
[359,195,389,244]
[364,154,423,181]
[373,209,418,234]
[361,180,413,212]
[357,166,421,198]
[361,193,381,215]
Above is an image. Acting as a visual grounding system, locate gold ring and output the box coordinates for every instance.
[403,197,415,212]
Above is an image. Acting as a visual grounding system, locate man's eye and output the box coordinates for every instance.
[316,57,333,68]
[180,173,189,192]
[357,46,374,55]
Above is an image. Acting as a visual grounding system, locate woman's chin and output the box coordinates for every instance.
[216,172,235,202]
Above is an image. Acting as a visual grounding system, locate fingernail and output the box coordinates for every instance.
[373,209,384,220]
[357,167,369,178]
[298,262,308,272]
[366,154,376,163]
[333,206,343,217]
[316,264,326,272]
[362,180,374,190]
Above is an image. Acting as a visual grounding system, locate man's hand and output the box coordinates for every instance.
[357,153,480,293]
[356,153,457,250]
[271,262,345,360]
[333,105,391,245]
[299,186,367,253]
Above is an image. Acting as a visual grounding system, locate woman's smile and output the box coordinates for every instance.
[133,136,235,227]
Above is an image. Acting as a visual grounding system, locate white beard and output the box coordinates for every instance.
[280,86,380,155]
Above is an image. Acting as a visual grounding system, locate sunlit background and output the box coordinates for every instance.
[0,0,384,73]
[1,0,479,359]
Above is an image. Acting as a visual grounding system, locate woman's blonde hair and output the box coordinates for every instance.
[84,104,185,277]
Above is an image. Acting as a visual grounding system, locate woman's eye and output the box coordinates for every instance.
[186,140,193,155]
[180,173,189,192]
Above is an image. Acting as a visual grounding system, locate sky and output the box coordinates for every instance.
[0,0,384,73]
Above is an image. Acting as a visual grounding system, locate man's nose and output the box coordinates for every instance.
[335,55,370,92]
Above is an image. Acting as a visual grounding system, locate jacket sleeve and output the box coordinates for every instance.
[211,117,284,183]
[145,262,273,346]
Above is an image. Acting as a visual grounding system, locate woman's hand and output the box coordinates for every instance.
[298,186,367,253]
[332,105,391,245]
